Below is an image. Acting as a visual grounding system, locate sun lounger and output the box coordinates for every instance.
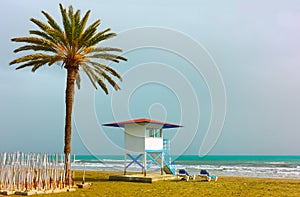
[193,169,218,182]
[177,169,191,181]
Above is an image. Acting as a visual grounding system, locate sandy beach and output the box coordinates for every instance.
[42,170,300,197]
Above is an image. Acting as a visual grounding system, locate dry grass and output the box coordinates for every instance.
[29,171,300,197]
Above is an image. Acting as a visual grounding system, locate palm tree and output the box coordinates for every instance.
[10,4,127,184]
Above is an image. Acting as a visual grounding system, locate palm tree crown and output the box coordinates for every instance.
[10,3,126,93]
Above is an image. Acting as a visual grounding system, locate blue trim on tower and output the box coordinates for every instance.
[125,153,144,169]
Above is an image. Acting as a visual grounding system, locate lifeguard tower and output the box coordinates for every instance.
[103,118,182,176]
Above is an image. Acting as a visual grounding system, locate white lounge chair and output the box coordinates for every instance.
[193,169,218,182]
[177,169,191,181]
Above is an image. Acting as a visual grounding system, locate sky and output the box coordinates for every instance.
[1,0,300,156]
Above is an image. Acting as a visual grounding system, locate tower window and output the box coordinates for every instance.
[146,128,162,138]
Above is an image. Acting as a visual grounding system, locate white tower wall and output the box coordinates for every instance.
[124,124,145,153]
[145,138,163,150]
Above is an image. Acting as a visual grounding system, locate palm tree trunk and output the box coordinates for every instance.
[64,67,78,186]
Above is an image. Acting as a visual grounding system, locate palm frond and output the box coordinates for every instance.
[10,53,52,65]
[87,53,127,63]
[80,63,98,89]
[48,55,64,66]
[89,47,122,53]
[68,5,74,24]
[73,10,81,40]
[75,72,81,89]
[11,37,54,48]
[29,30,55,43]
[30,18,50,31]
[13,45,57,53]
[81,63,116,94]
[89,64,121,91]
[59,3,72,47]
[14,55,62,70]
[42,11,62,32]
[89,32,116,47]
[87,61,122,81]
[15,59,49,70]
[94,67,121,91]
[32,63,46,72]
[68,5,76,50]
[46,29,68,47]
[97,78,109,94]
[78,19,100,48]
[77,10,91,38]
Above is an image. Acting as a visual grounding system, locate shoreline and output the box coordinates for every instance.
[72,154,300,180]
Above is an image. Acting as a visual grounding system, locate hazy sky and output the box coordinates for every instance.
[1,0,300,156]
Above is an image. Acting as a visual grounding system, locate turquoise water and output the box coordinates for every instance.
[74,155,300,161]
[176,155,300,161]
[72,155,300,179]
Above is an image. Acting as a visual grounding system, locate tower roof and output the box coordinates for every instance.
[102,118,182,129]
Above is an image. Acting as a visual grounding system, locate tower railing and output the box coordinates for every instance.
[162,139,176,174]
[163,139,170,152]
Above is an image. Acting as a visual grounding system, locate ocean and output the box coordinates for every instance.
[71,155,300,179]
